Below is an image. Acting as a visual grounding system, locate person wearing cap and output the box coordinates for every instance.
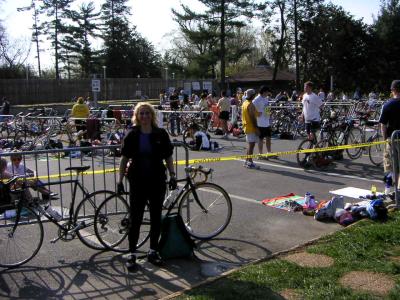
[217,90,231,139]
[301,81,323,141]
[242,89,260,169]
[252,85,277,160]
[379,80,400,183]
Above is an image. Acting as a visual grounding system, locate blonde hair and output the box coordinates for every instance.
[77,97,84,104]
[132,102,158,127]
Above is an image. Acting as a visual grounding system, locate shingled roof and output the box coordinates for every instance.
[228,65,295,82]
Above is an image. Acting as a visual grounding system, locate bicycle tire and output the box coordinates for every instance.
[296,139,315,168]
[345,127,363,159]
[94,194,150,253]
[0,206,44,268]
[74,190,116,250]
[178,182,232,240]
[369,135,384,167]
[182,129,193,149]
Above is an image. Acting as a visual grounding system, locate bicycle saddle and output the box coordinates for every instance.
[65,166,90,172]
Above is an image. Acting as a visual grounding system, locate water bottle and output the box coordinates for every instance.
[371,184,377,196]
[384,182,391,195]
[45,205,62,221]
[163,187,180,208]
[304,192,311,206]
[308,195,317,209]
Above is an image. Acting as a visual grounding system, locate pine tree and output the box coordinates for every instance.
[39,0,75,79]
[172,0,254,86]
[61,1,101,78]
[17,1,43,77]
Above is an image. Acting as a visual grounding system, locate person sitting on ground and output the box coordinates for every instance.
[71,96,90,134]
[6,152,57,200]
[187,123,218,151]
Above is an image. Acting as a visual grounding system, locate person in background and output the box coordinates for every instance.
[242,89,260,169]
[217,90,231,139]
[318,88,326,101]
[0,97,10,116]
[198,93,209,111]
[301,81,323,141]
[379,80,400,188]
[253,86,277,160]
[169,91,180,135]
[6,153,57,200]
[327,91,335,101]
[117,102,176,272]
[71,96,90,133]
[291,90,298,102]
[187,123,213,151]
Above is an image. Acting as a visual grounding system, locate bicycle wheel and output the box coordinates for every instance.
[0,206,44,268]
[369,135,384,167]
[178,182,232,240]
[74,190,116,250]
[296,139,315,168]
[345,127,363,159]
[182,129,194,149]
[95,194,150,253]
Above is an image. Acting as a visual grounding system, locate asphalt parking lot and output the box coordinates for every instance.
[0,133,384,299]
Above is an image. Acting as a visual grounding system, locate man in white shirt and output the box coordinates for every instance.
[252,86,276,159]
[302,81,323,140]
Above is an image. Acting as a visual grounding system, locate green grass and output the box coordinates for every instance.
[178,212,400,300]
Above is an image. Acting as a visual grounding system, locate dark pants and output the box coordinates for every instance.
[128,179,166,252]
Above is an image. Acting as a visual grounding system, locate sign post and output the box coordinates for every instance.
[91,79,101,108]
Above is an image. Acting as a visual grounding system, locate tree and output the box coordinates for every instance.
[297,3,370,92]
[17,1,43,77]
[372,0,400,88]
[61,1,101,78]
[101,0,161,78]
[172,0,254,86]
[39,0,75,79]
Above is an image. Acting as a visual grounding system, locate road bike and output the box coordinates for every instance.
[0,166,123,268]
[94,165,232,253]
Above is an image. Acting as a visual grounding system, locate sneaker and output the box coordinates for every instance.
[125,254,137,272]
[244,162,260,169]
[268,154,279,159]
[147,251,164,266]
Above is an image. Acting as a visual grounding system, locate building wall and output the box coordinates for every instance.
[0,78,218,105]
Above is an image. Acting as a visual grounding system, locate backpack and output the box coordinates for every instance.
[158,213,196,260]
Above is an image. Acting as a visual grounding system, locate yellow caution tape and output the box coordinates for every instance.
[1,139,387,181]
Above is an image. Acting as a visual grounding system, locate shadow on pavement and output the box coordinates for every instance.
[0,237,270,299]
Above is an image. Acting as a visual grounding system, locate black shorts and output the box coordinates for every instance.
[305,121,320,134]
[258,126,272,138]
[219,111,230,121]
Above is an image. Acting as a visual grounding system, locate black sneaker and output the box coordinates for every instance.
[125,255,137,272]
[147,251,163,266]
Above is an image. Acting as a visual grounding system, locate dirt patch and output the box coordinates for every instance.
[279,288,302,300]
[339,271,395,296]
[389,256,400,263]
[282,251,334,268]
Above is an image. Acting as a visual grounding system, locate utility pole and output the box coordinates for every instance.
[294,0,300,90]
[220,0,226,89]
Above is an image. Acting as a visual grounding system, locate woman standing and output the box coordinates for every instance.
[117,102,176,272]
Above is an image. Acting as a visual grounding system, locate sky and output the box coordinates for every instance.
[0,0,382,70]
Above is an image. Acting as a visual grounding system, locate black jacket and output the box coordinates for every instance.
[121,126,173,183]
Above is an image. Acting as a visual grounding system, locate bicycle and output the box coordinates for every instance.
[94,165,232,253]
[0,166,123,268]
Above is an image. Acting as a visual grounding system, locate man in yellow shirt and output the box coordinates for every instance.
[241,89,260,169]
[71,97,90,133]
